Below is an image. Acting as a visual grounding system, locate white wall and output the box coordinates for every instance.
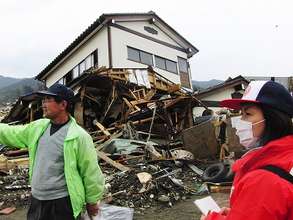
[193,88,235,117]
[117,21,181,47]
[44,20,193,87]
[46,27,109,87]
[201,88,235,101]
[110,26,188,84]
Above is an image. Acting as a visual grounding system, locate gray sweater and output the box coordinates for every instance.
[31,123,70,200]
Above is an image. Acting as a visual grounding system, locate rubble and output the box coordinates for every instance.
[0,67,240,213]
[101,161,201,210]
[3,67,200,137]
[0,154,29,171]
[0,105,11,122]
[0,206,17,215]
[0,167,30,208]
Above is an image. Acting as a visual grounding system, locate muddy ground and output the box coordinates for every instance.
[0,193,229,220]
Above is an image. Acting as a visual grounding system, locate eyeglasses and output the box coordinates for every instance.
[42,96,56,103]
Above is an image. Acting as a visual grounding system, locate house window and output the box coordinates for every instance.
[57,78,64,85]
[79,60,86,75]
[127,46,178,74]
[178,57,188,73]
[127,46,154,66]
[85,55,93,70]
[93,49,98,67]
[166,60,178,74]
[155,56,166,70]
[64,49,98,84]
[65,71,73,85]
[128,47,140,62]
[140,51,153,66]
[72,66,79,79]
[155,56,178,74]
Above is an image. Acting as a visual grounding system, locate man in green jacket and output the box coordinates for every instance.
[0,83,104,219]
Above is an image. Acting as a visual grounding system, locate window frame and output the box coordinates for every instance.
[65,70,73,85]
[127,46,179,75]
[72,66,79,79]
[59,48,98,86]
[93,49,98,67]
[154,55,166,70]
[140,50,153,66]
[79,60,86,75]
[85,54,93,70]
[155,55,178,74]
[165,59,178,74]
[57,77,65,85]
[127,46,141,63]
[178,56,188,73]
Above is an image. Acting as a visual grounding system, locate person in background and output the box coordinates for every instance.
[0,83,104,220]
[201,80,293,220]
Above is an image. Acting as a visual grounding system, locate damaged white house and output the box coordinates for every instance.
[193,76,249,117]
[35,11,198,90]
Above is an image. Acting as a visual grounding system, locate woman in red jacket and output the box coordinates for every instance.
[201,80,293,220]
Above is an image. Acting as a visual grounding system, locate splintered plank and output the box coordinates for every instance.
[123,97,140,111]
[0,156,29,171]
[74,102,84,126]
[145,89,156,100]
[95,131,122,151]
[96,151,130,172]
[167,84,181,93]
[95,121,111,137]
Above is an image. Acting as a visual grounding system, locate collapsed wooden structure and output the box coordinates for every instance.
[0,68,244,211]
[3,67,205,143]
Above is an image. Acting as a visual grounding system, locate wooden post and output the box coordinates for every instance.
[187,100,193,128]
[96,151,130,172]
[95,121,111,137]
[74,102,84,126]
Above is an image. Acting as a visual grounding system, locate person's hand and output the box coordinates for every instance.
[199,208,230,220]
[200,211,210,220]
[219,207,231,216]
[86,203,99,216]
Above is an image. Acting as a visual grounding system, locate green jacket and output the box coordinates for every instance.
[0,116,105,218]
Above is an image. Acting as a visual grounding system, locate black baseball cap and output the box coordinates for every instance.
[220,80,293,117]
[36,83,74,103]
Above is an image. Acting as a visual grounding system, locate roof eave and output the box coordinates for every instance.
[35,15,107,80]
[101,12,199,56]
[36,12,199,80]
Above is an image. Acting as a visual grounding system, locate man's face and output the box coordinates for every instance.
[41,96,66,119]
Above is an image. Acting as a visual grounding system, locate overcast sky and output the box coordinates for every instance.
[1,0,293,81]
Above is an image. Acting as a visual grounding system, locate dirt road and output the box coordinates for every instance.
[134,193,229,220]
[0,193,229,220]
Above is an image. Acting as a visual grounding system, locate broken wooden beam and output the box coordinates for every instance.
[4,149,28,157]
[96,151,130,172]
[0,155,29,171]
[95,131,123,151]
[94,121,111,137]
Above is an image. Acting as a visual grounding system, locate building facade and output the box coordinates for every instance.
[35,12,198,90]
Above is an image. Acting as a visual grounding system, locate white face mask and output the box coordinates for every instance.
[233,117,265,149]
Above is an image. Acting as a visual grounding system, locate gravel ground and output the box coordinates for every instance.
[0,192,229,220]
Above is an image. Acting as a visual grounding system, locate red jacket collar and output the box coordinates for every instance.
[233,135,293,178]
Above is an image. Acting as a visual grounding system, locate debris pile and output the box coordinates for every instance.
[0,106,11,122]
[0,167,30,207]
[0,67,238,212]
[101,158,202,210]
[3,67,202,137]
[0,147,30,210]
